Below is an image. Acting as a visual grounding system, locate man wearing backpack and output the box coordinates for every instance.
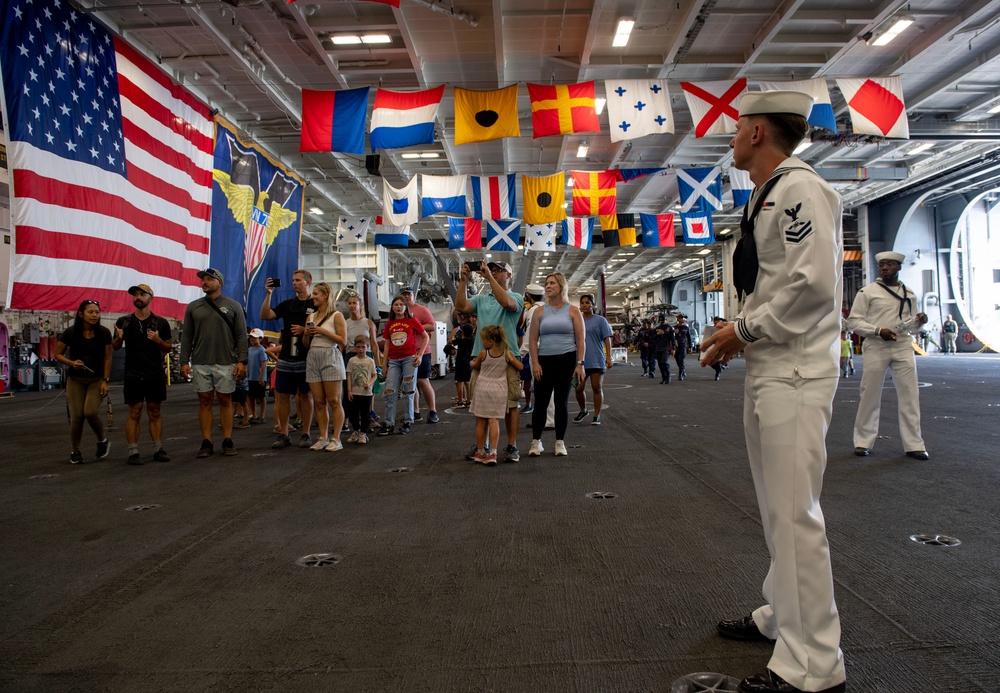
[180,269,248,458]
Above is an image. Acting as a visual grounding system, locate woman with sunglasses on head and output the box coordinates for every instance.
[54,300,113,464]
[527,273,586,457]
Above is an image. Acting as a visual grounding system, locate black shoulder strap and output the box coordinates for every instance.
[204,297,238,345]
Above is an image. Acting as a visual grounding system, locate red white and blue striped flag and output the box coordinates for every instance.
[471,174,517,220]
[0,1,213,319]
[370,85,445,150]
[562,217,595,251]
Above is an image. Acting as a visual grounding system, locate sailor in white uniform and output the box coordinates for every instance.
[846,251,929,460]
[700,90,846,693]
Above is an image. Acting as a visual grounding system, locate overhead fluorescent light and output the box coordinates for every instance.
[908,142,934,155]
[331,34,392,45]
[697,248,712,255]
[309,206,324,215]
[576,142,589,157]
[401,152,421,159]
[420,152,439,158]
[987,102,1000,114]
[793,141,813,155]
[401,152,439,159]
[613,18,635,47]
[595,97,606,115]
[872,17,914,46]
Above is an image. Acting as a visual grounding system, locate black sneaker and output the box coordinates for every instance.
[272,434,292,449]
[96,439,111,460]
[412,412,423,421]
[377,423,394,437]
[69,451,85,464]
[152,449,171,463]
[503,444,520,463]
[464,443,479,461]
[573,410,589,423]
[222,438,237,456]
[127,452,144,466]
[197,440,214,458]
[427,411,439,424]
[400,423,411,435]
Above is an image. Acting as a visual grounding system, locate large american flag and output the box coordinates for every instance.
[1,0,213,320]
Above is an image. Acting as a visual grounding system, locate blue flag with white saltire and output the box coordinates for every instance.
[485,220,521,252]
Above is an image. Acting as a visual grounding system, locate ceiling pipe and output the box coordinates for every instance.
[407,0,478,27]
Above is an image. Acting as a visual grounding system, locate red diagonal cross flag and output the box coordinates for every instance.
[836,76,909,139]
[680,79,747,138]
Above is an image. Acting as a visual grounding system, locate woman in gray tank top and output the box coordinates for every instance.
[527,273,585,458]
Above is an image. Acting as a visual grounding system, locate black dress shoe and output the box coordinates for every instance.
[739,669,845,693]
[905,450,930,460]
[853,447,870,457]
[717,615,773,641]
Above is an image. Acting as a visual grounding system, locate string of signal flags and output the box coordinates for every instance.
[300,76,910,155]
[337,166,738,250]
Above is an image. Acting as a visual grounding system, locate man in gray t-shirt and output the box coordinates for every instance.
[180,268,248,458]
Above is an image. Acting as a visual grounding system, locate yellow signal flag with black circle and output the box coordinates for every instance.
[453,85,521,145]
[522,173,567,225]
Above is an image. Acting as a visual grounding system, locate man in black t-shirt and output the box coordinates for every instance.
[261,269,315,448]
[113,284,173,465]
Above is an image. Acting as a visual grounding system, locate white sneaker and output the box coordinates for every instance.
[309,438,330,451]
[554,440,568,456]
[347,431,360,444]
[325,439,344,452]
[528,439,543,456]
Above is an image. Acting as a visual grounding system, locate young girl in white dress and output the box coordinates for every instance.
[469,325,523,465]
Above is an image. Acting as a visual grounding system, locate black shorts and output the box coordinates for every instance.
[584,367,606,376]
[232,386,248,404]
[417,352,432,379]
[123,375,167,405]
[248,381,266,400]
[519,354,532,382]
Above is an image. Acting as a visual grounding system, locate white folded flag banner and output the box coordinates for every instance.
[604,79,674,142]
[382,177,419,225]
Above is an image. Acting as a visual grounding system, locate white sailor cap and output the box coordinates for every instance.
[875,251,906,264]
[738,90,814,119]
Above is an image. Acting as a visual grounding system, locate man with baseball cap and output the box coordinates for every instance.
[455,259,524,462]
[112,284,173,465]
[180,268,248,458]
[700,91,846,693]
[847,250,929,460]
[401,285,440,424]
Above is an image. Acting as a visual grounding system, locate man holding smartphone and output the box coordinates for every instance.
[261,270,315,449]
[454,259,524,462]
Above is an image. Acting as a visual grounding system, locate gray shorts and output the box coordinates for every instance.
[306,347,346,383]
[192,364,236,394]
